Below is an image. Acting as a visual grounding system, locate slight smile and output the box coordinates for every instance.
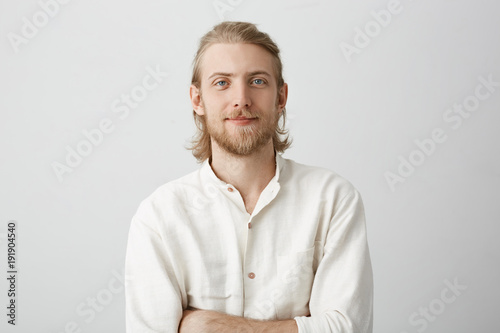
[225,116,257,125]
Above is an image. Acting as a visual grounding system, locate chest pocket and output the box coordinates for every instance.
[186,248,234,311]
[275,245,316,319]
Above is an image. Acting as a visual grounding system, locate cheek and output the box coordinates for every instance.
[254,91,276,106]
[205,94,231,111]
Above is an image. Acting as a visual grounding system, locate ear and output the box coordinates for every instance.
[190,84,204,116]
[277,83,288,112]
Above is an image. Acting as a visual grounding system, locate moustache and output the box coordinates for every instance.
[224,109,259,120]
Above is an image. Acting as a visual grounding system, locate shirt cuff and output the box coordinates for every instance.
[294,315,313,333]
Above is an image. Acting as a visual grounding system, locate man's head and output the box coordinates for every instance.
[188,21,291,162]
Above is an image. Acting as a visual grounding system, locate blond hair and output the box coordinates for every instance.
[187,21,291,162]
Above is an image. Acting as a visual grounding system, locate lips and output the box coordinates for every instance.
[225,116,257,125]
[231,116,254,120]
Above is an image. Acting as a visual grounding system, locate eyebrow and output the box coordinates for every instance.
[207,70,272,80]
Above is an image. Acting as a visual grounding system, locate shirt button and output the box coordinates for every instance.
[248,222,252,229]
[227,187,233,192]
[248,272,255,279]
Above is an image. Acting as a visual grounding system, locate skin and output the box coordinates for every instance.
[190,42,288,215]
[179,308,298,333]
[185,43,297,332]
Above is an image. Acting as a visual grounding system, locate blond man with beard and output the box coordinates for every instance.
[125,22,373,333]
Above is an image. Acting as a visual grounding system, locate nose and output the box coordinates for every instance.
[232,82,252,109]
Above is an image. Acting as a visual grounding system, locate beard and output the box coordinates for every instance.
[202,99,280,156]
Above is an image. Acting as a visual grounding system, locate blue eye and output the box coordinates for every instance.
[216,80,227,86]
[253,79,264,85]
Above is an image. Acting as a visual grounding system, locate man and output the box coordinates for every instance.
[125,21,373,332]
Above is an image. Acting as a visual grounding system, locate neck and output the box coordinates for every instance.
[210,140,277,207]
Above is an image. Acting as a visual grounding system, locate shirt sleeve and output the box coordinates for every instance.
[293,189,374,333]
[125,212,184,333]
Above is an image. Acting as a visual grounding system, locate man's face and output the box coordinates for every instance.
[191,43,287,156]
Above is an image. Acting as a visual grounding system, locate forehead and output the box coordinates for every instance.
[201,43,275,80]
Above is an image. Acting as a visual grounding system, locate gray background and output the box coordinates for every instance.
[1,0,499,332]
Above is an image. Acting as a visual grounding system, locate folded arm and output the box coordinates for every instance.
[125,213,184,333]
[179,308,298,333]
[179,189,373,333]
[293,189,373,333]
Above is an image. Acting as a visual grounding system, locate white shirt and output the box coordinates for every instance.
[125,153,373,332]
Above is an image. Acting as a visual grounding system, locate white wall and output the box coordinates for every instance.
[1,0,498,332]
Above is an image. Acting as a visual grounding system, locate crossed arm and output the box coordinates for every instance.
[126,190,373,332]
[179,308,298,333]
